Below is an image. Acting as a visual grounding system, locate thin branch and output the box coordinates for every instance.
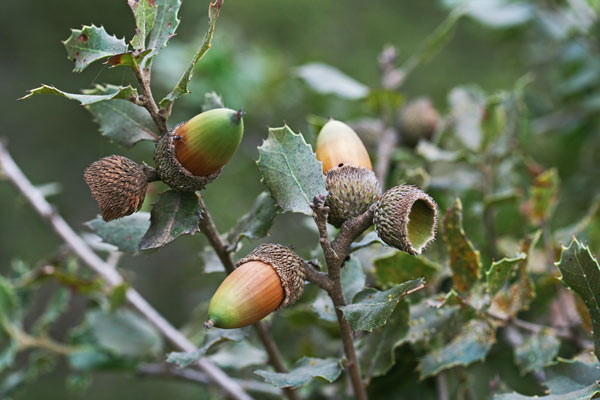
[0,140,252,400]
[196,195,299,400]
[311,195,340,263]
[303,261,332,292]
[374,127,397,186]
[131,60,169,135]
[138,363,282,397]
[435,372,449,400]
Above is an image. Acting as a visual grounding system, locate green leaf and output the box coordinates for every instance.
[129,0,158,50]
[444,0,533,28]
[208,340,267,369]
[373,251,440,289]
[108,283,129,312]
[88,309,163,358]
[418,319,495,378]
[202,91,225,111]
[145,0,181,60]
[402,299,461,345]
[339,278,425,331]
[556,238,600,361]
[448,85,486,150]
[139,191,200,250]
[442,198,482,292]
[255,357,342,388]
[0,277,19,372]
[295,62,369,99]
[312,257,366,322]
[257,125,327,215]
[105,49,152,68]
[226,192,279,249]
[159,1,222,108]
[527,169,560,226]
[32,287,69,335]
[494,386,600,400]
[167,328,246,368]
[86,213,150,253]
[86,99,159,148]
[358,300,410,379]
[20,84,137,105]
[514,330,560,375]
[486,254,527,295]
[556,194,600,243]
[63,25,128,72]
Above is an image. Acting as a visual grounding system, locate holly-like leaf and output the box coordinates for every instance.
[339,278,425,331]
[295,63,369,100]
[443,198,482,292]
[556,237,600,361]
[257,125,327,215]
[514,330,560,375]
[139,191,200,250]
[373,251,440,289]
[226,192,279,249]
[145,0,181,60]
[86,213,150,253]
[88,309,163,358]
[358,300,410,379]
[20,84,137,105]
[86,99,159,148]
[208,340,267,369]
[402,299,461,345]
[167,328,246,368]
[526,169,560,226]
[105,49,152,68]
[63,25,128,72]
[486,254,527,295]
[255,357,342,388]
[418,319,495,378]
[129,0,158,50]
[159,0,222,108]
[313,257,366,322]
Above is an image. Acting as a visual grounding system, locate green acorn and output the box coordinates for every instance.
[206,244,305,329]
[154,108,244,191]
[84,155,157,221]
[315,119,382,227]
[398,98,440,147]
[374,185,438,255]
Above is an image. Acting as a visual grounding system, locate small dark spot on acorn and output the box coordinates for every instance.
[78,34,88,43]
[338,163,344,167]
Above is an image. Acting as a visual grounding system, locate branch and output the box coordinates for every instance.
[138,363,282,396]
[0,140,252,400]
[131,60,169,135]
[311,195,340,263]
[196,195,298,400]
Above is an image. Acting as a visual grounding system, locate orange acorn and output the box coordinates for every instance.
[315,119,372,173]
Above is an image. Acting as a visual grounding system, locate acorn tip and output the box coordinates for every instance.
[232,108,244,124]
[204,320,215,330]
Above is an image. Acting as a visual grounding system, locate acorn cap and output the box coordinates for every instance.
[236,243,305,309]
[374,185,438,255]
[153,128,221,192]
[316,119,373,173]
[83,155,154,221]
[398,98,440,147]
[325,165,382,228]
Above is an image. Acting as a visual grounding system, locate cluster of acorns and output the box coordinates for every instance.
[83,110,438,331]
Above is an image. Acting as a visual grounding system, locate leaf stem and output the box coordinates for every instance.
[196,195,299,400]
[0,140,252,400]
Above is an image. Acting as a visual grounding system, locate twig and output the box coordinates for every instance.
[138,363,282,396]
[196,195,299,400]
[374,127,397,186]
[131,61,169,135]
[311,195,340,263]
[435,372,449,400]
[0,141,252,400]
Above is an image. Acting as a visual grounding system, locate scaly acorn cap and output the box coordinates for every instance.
[325,165,382,228]
[206,244,305,329]
[398,98,440,147]
[83,155,155,221]
[154,108,244,191]
[316,119,373,173]
[374,185,438,255]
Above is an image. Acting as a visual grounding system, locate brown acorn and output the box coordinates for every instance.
[154,108,244,192]
[315,119,381,227]
[84,155,156,221]
[398,98,440,147]
[374,185,438,255]
[206,244,305,329]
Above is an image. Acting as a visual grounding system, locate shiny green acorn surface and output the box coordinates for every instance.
[174,108,244,176]
[207,261,284,329]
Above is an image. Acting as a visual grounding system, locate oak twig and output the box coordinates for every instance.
[196,195,298,400]
[0,141,252,400]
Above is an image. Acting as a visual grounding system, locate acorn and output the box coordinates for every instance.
[84,155,157,221]
[398,98,440,147]
[206,244,305,329]
[154,108,244,191]
[315,119,381,227]
[374,185,438,255]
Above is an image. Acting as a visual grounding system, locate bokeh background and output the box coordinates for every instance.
[1,0,600,398]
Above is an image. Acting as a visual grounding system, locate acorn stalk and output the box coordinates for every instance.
[207,244,305,329]
[374,185,438,255]
[154,108,244,191]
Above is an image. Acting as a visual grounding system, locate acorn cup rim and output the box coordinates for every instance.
[396,190,437,255]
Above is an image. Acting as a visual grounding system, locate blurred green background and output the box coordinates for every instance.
[1,0,599,398]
